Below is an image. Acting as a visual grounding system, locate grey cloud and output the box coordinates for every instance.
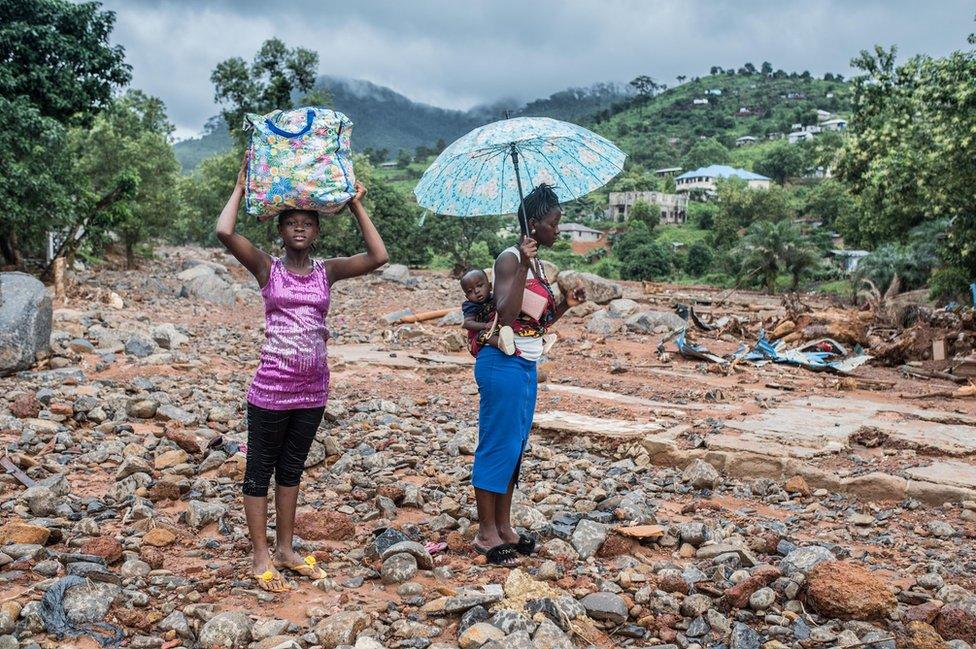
[100,0,973,138]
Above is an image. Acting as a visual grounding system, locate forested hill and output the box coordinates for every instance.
[173,78,630,172]
[591,71,852,169]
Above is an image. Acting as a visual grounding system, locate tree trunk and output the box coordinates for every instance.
[0,231,24,270]
[125,239,136,270]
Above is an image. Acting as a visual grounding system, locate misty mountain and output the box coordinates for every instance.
[173,77,630,172]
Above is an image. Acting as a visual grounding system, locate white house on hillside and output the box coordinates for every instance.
[675,165,771,194]
[735,135,758,147]
[821,118,847,132]
[558,223,603,242]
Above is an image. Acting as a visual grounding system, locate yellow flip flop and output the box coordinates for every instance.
[277,555,327,580]
[253,569,288,593]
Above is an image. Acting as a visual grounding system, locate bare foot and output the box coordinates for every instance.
[497,525,520,545]
[472,531,505,553]
[274,546,327,580]
[252,553,287,592]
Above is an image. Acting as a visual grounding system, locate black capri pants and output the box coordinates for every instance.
[243,402,325,497]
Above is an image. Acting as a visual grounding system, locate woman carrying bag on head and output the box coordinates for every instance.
[470,183,586,566]
[216,156,388,592]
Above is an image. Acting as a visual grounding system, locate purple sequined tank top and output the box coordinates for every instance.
[246,257,330,410]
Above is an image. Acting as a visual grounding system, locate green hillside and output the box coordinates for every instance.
[591,72,851,171]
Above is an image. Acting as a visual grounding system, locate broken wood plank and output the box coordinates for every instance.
[396,308,454,324]
[1,455,36,487]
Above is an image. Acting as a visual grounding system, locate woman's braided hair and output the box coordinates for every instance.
[519,183,560,224]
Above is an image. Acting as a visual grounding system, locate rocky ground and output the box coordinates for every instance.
[0,246,974,649]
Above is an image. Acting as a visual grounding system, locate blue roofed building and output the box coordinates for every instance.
[675,165,772,194]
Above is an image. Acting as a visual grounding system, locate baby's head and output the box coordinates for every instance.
[460,269,491,304]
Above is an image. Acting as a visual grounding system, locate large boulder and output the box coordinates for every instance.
[556,270,621,305]
[381,264,412,284]
[0,272,52,374]
[805,561,897,621]
[625,310,686,334]
[586,310,623,336]
[179,266,236,305]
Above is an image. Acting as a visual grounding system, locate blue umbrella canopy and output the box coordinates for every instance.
[414,117,625,229]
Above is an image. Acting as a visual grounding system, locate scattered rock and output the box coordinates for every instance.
[682,459,721,489]
[806,561,897,621]
[199,611,253,648]
[0,272,52,373]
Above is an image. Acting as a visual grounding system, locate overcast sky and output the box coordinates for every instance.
[99,0,974,139]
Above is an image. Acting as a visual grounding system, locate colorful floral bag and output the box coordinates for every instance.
[244,107,356,218]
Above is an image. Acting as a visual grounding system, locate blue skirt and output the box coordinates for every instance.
[472,345,538,494]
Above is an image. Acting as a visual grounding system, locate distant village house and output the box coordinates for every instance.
[675,165,771,194]
[607,191,689,224]
[735,135,758,147]
[558,222,603,243]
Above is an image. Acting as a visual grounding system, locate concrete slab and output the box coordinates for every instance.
[721,395,976,456]
[330,345,472,369]
[534,410,670,438]
[705,434,836,459]
[543,383,733,412]
[906,461,976,490]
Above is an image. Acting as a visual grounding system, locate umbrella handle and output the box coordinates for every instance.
[510,144,529,238]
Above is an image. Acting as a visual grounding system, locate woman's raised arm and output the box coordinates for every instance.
[215,158,273,286]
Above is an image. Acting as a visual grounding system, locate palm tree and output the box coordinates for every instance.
[734,220,816,292]
[782,239,819,291]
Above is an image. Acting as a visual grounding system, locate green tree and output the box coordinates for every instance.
[629,200,660,228]
[732,219,812,292]
[754,140,807,184]
[713,178,791,245]
[799,179,855,228]
[427,214,505,276]
[836,38,976,281]
[682,138,731,170]
[684,241,715,276]
[396,149,412,168]
[620,242,672,280]
[69,90,180,269]
[0,0,131,126]
[175,150,243,246]
[629,75,658,113]
[211,38,322,146]
[0,0,131,267]
[367,182,430,267]
[612,220,654,261]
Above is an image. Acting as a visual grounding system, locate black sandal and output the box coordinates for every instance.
[476,543,519,566]
[515,533,536,556]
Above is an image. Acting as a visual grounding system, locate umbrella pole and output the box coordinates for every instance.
[510,144,529,238]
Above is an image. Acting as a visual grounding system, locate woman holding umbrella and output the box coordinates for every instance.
[412,116,624,566]
[471,184,585,565]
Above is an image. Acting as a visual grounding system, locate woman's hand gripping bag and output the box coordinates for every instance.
[245,107,356,219]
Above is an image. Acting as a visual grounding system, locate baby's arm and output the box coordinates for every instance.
[462,317,490,332]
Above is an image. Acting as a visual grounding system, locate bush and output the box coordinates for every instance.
[688,202,718,230]
[854,243,935,292]
[612,220,654,260]
[620,242,673,280]
[590,256,621,279]
[929,267,971,304]
[684,241,715,276]
[629,199,660,228]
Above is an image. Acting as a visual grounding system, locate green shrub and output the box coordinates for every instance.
[590,256,621,279]
[620,242,673,280]
[684,241,715,276]
[929,267,972,304]
[854,243,935,292]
